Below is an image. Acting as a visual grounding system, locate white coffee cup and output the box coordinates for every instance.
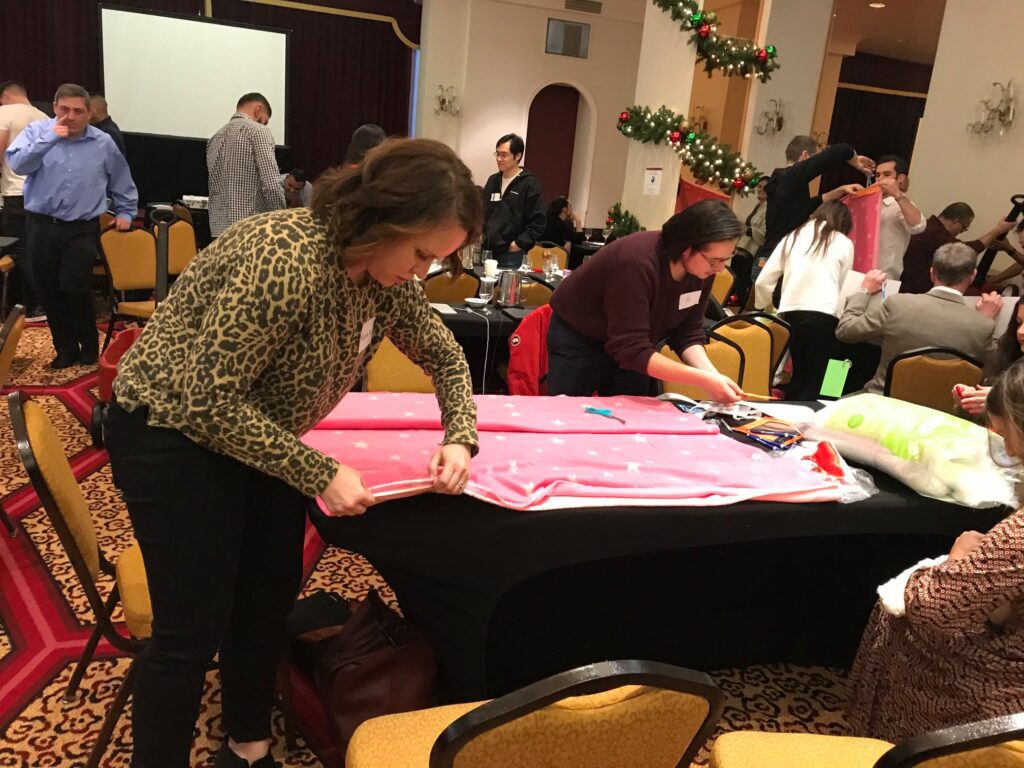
[483,258,498,277]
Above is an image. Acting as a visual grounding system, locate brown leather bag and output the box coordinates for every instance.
[313,588,437,766]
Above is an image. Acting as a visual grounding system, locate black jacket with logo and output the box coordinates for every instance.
[481,169,546,255]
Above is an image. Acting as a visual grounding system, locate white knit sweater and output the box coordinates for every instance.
[754,223,854,316]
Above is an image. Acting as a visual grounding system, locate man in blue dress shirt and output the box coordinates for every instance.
[7,83,138,368]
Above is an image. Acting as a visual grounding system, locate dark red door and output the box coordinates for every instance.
[525,84,580,201]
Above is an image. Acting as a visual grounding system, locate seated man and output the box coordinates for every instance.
[898,202,1014,294]
[836,242,1002,394]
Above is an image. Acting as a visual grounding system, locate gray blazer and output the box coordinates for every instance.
[836,287,996,394]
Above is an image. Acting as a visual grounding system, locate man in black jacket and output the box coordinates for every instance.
[752,135,873,280]
[482,133,545,268]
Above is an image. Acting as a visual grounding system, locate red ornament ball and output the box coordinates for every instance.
[606,216,614,226]
[670,130,682,142]
[732,177,745,189]
[619,111,630,122]
[756,49,769,62]
[697,23,712,38]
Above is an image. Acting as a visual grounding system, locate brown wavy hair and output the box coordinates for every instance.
[312,138,483,273]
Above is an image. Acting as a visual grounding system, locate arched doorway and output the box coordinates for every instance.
[525,84,583,207]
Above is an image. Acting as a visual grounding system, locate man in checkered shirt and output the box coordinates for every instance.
[207,92,286,237]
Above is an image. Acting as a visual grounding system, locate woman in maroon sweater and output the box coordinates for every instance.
[548,199,745,401]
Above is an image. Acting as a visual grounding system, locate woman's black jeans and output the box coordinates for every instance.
[105,402,306,768]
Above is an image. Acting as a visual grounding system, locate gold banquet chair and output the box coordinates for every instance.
[520,279,553,307]
[99,226,158,350]
[710,710,1024,768]
[166,219,198,276]
[8,391,152,768]
[528,244,568,270]
[347,660,723,768]
[884,347,984,414]
[424,271,481,303]
[365,337,435,393]
[710,315,775,397]
[711,267,736,307]
[659,332,745,401]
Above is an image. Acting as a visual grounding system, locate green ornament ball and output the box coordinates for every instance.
[685,132,697,143]
[690,11,703,23]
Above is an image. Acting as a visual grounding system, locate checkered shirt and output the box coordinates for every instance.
[207,113,286,236]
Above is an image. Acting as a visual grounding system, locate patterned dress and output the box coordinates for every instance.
[848,506,1024,741]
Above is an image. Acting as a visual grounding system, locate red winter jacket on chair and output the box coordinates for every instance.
[507,304,553,396]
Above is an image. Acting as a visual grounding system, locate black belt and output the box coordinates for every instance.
[27,212,99,226]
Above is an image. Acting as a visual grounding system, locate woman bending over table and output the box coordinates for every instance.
[848,359,1024,741]
[546,199,745,401]
[954,295,1024,418]
[106,139,481,768]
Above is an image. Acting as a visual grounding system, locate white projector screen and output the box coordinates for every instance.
[100,6,288,144]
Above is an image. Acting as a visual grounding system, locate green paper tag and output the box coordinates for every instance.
[819,359,852,399]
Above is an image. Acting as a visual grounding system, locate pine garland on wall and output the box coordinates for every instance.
[606,203,646,238]
[617,105,762,196]
[652,0,779,82]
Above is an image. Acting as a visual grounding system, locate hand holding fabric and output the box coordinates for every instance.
[429,443,471,494]
[321,463,376,516]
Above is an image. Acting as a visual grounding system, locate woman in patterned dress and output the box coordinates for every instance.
[105,139,482,768]
[848,359,1024,741]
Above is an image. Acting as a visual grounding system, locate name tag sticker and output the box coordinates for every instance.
[678,291,701,310]
[358,318,376,353]
[490,192,502,202]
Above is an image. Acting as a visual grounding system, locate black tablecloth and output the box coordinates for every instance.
[311,464,1007,700]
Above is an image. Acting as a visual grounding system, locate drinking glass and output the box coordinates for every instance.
[478,277,496,302]
[602,227,612,241]
[543,250,557,278]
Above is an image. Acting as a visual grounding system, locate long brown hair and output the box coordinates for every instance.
[312,138,483,272]
[988,357,1024,440]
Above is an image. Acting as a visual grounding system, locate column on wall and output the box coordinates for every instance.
[619,2,696,230]
[416,0,471,151]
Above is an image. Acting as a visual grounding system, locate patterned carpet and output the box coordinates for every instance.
[0,321,856,767]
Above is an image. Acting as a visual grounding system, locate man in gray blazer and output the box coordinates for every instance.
[836,242,1002,394]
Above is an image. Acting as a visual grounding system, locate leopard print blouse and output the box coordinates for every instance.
[114,208,478,497]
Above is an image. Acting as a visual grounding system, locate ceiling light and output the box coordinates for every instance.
[869,2,886,7]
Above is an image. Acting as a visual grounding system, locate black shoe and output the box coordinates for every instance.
[79,348,98,366]
[212,744,281,768]
[50,352,79,369]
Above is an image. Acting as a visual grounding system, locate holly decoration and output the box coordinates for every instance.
[616,105,762,197]
[606,203,645,239]
[652,0,779,82]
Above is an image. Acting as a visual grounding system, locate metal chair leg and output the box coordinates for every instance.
[0,500,15,536]
[84,658,137,768]
[65,622,104,701]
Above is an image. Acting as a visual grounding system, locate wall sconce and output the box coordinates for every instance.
[968,81,1015,135]
[434,85,461,117]
[754,99,784,136]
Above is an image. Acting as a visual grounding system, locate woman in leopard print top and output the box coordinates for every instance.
[848,359,1024,742]
[105,139,482,768]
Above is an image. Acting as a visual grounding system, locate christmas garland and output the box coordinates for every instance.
[617,105,762,196]
[606,203,645,239]
[653,0,779,82]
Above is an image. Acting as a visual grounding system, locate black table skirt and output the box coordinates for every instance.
[311,468,1007,700]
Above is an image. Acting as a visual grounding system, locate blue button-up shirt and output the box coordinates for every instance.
[6,119,138,223]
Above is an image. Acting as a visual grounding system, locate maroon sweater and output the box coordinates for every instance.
[549,230,711,373]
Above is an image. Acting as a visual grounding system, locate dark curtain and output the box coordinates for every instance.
[1,0,417,203]
[212,0,414,177]
[821,87,926,194]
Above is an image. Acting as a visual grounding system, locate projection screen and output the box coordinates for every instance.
[100,6,289,144]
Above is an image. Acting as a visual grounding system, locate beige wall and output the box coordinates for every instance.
[911,0,1023,226]
[416,0,644,228]
[737,0,834,218]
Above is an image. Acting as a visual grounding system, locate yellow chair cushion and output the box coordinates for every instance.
[347,701,481,768]
[117,301,155,319]
[23,400,100,578]
[919,740,1024,767]
[115,540,153,640]
[709,731,893,768]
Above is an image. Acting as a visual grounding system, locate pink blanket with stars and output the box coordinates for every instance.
[305,393,839,511]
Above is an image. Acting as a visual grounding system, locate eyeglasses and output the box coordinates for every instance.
[698,250,732,269]
[494,151,513,160]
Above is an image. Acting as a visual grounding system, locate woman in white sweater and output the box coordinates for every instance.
[754,200,854,400]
